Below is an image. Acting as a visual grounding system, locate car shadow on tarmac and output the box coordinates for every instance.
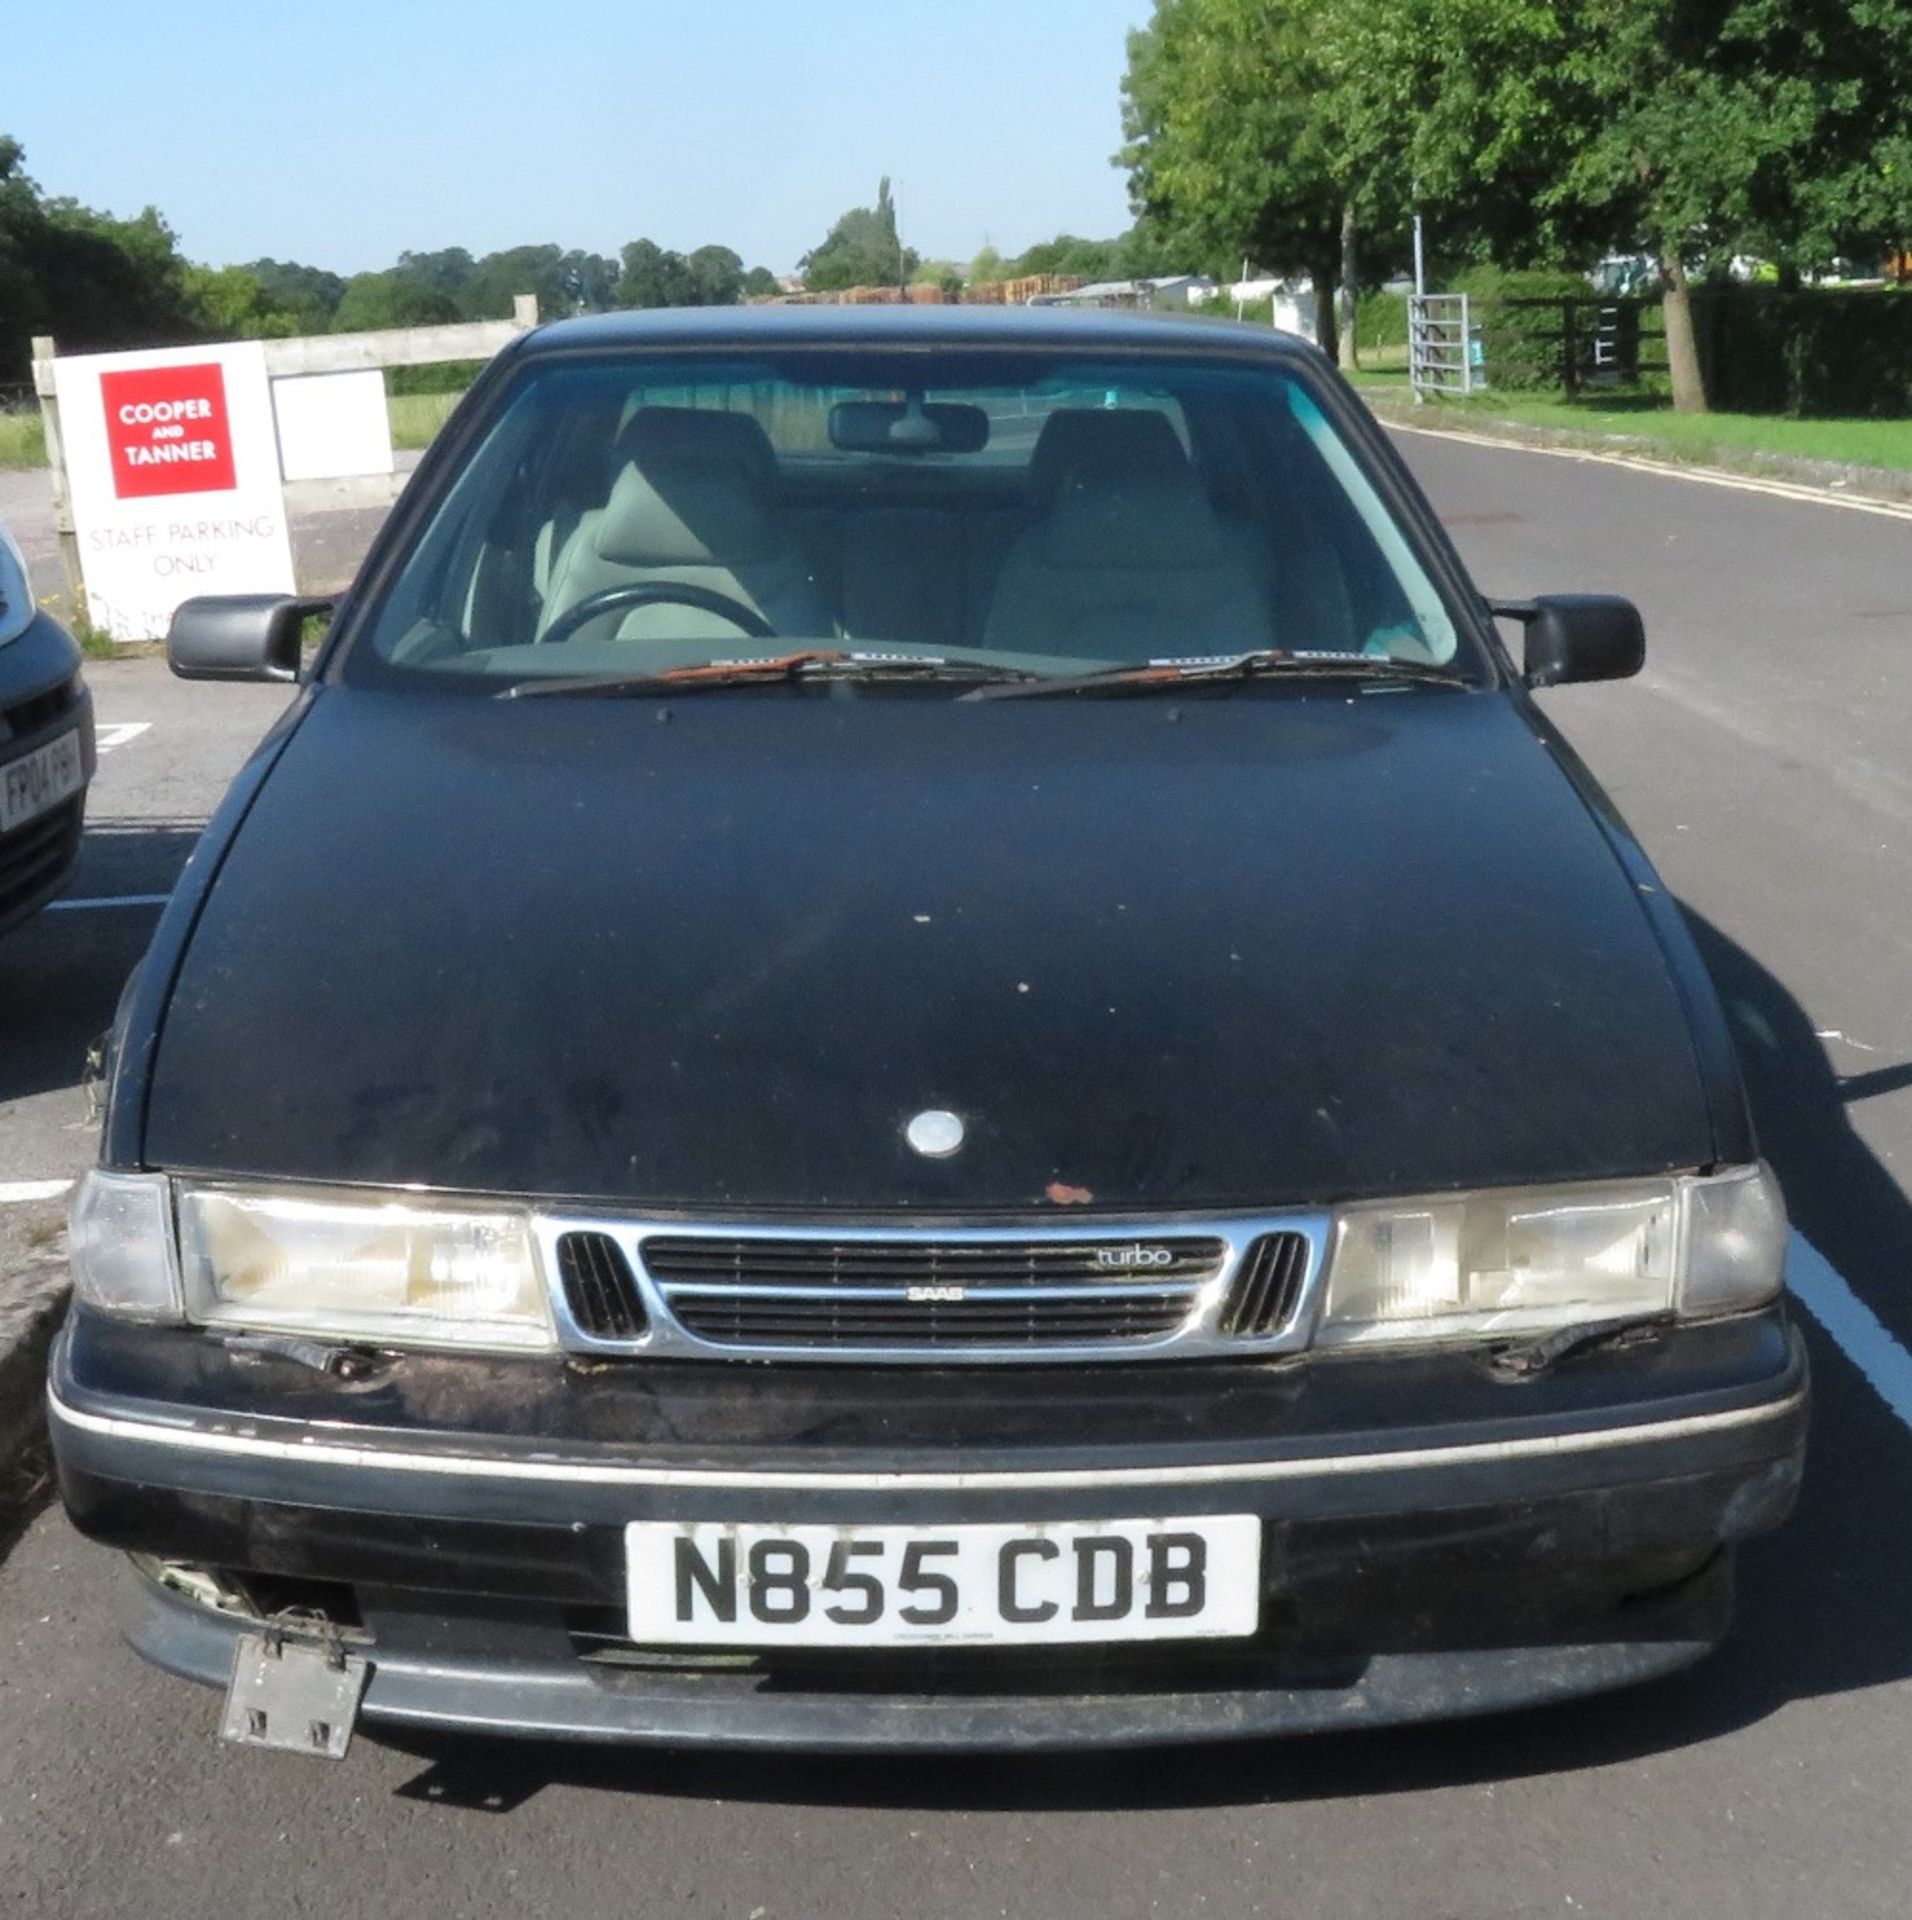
[371,906,1912,1816]
[0,819,200,1109]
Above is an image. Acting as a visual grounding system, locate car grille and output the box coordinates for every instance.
[0,795,82,920]
[640,1235,1229,1290]
[0,677,78,746]
[668,1287,1196,1348]
[545,1224,1322,1362]
[640,1233,1224,1353]
[556,1231,649,1341]
[1219,1231,1311,1337]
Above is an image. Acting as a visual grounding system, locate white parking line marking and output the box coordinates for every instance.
[93,722,152,754]
[0,1179,71,1205]
[43,892,171,912]
[1386,420,1912,523]
[1790,1233,1912,1431]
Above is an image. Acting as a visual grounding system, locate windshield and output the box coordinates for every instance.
[347,347,1478,689]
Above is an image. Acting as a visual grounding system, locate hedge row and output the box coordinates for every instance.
[1427,269,1911,416]
[1454,268,1609,391]
[1693,289,1912,418]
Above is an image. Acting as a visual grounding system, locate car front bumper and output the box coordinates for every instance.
[50,1306,1808,1750]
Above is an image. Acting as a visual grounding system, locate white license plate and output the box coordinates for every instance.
[1,729,84,835]
[625,1516,1262,1648]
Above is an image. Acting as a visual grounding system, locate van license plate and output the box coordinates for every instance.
[1,729,83,835]
[626,1516,1262,1647]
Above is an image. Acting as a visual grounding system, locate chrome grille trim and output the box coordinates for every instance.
[533,1214,1332,1365]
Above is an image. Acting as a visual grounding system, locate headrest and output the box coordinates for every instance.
[1027,408,1190,506]
[594,454,783,570]
[1038,470,1224,572]
[613,405,778,497]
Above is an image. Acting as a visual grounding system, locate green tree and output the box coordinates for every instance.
[1003,226,1190,283]
[1,139,215,374]
[394,247,477,303]
[0,138,205,377]
[911,257,966,298]
[182,263,301,338]
[332,269,462,331]
[243,258,347,331]
[1121,0,1362,361]
[458,243,563,319]
[1540,0,1912,410]
[1119,0,1912,408]
[741,264,781,298]
[1006,234,1109,280]
[616,238,774,307]
[683,244,745,306]
[0,136,51,376]
[615,238,692,307]
[558,248,620,311]
[1309,0,1578,275]
[800,178,919,291]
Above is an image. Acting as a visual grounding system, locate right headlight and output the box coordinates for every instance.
[1315,1163,1785,1348]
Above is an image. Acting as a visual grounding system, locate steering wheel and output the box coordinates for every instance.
[538,582,775,647]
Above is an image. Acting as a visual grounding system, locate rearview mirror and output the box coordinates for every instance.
[828,400,990,455]
[1492,594,1645,688]
[167,594,334,683]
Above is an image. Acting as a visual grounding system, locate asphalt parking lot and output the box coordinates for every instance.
[3,430,1911,1918]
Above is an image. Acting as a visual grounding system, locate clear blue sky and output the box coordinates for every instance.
[10,0,1154,276]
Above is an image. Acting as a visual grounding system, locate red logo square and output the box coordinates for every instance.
[100,362,238,499]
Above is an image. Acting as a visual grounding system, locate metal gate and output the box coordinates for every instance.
[1409,293,1474,400]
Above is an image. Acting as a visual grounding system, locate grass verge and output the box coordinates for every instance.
[0,411,47,470]
[386,389,464,450]
[1351,373,1912,477]
[31,587,124,657]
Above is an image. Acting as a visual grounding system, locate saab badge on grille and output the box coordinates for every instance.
[905,1109,965,1158]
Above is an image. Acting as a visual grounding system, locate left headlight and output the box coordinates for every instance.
[1315,1163,1786,1348]
[175,1184,555,1352]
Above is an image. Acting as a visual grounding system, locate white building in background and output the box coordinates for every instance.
[1027,275,1219,310]
[1188,274,1321,338]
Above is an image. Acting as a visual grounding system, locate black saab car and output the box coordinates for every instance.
[1,518,94,933]
[52,308,1805,1758]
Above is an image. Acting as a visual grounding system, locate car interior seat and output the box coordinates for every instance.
[537,407,832,646]
[982,410,1278,661]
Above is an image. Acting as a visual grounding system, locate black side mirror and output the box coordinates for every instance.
[167,594,334,683]
[1490,594,1645,688]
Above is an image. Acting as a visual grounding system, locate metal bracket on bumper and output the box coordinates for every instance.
[220,1623,370,1762]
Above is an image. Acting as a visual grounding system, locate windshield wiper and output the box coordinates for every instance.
[499,650,1037,700]
[962,650,1472,701]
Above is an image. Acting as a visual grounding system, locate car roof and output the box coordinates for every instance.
[522,302,1323,361]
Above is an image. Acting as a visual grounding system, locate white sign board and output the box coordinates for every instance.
[52,341,295,641]
[271,369,395,483]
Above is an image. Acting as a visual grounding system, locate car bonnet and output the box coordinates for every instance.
[141,684,1723,1212]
